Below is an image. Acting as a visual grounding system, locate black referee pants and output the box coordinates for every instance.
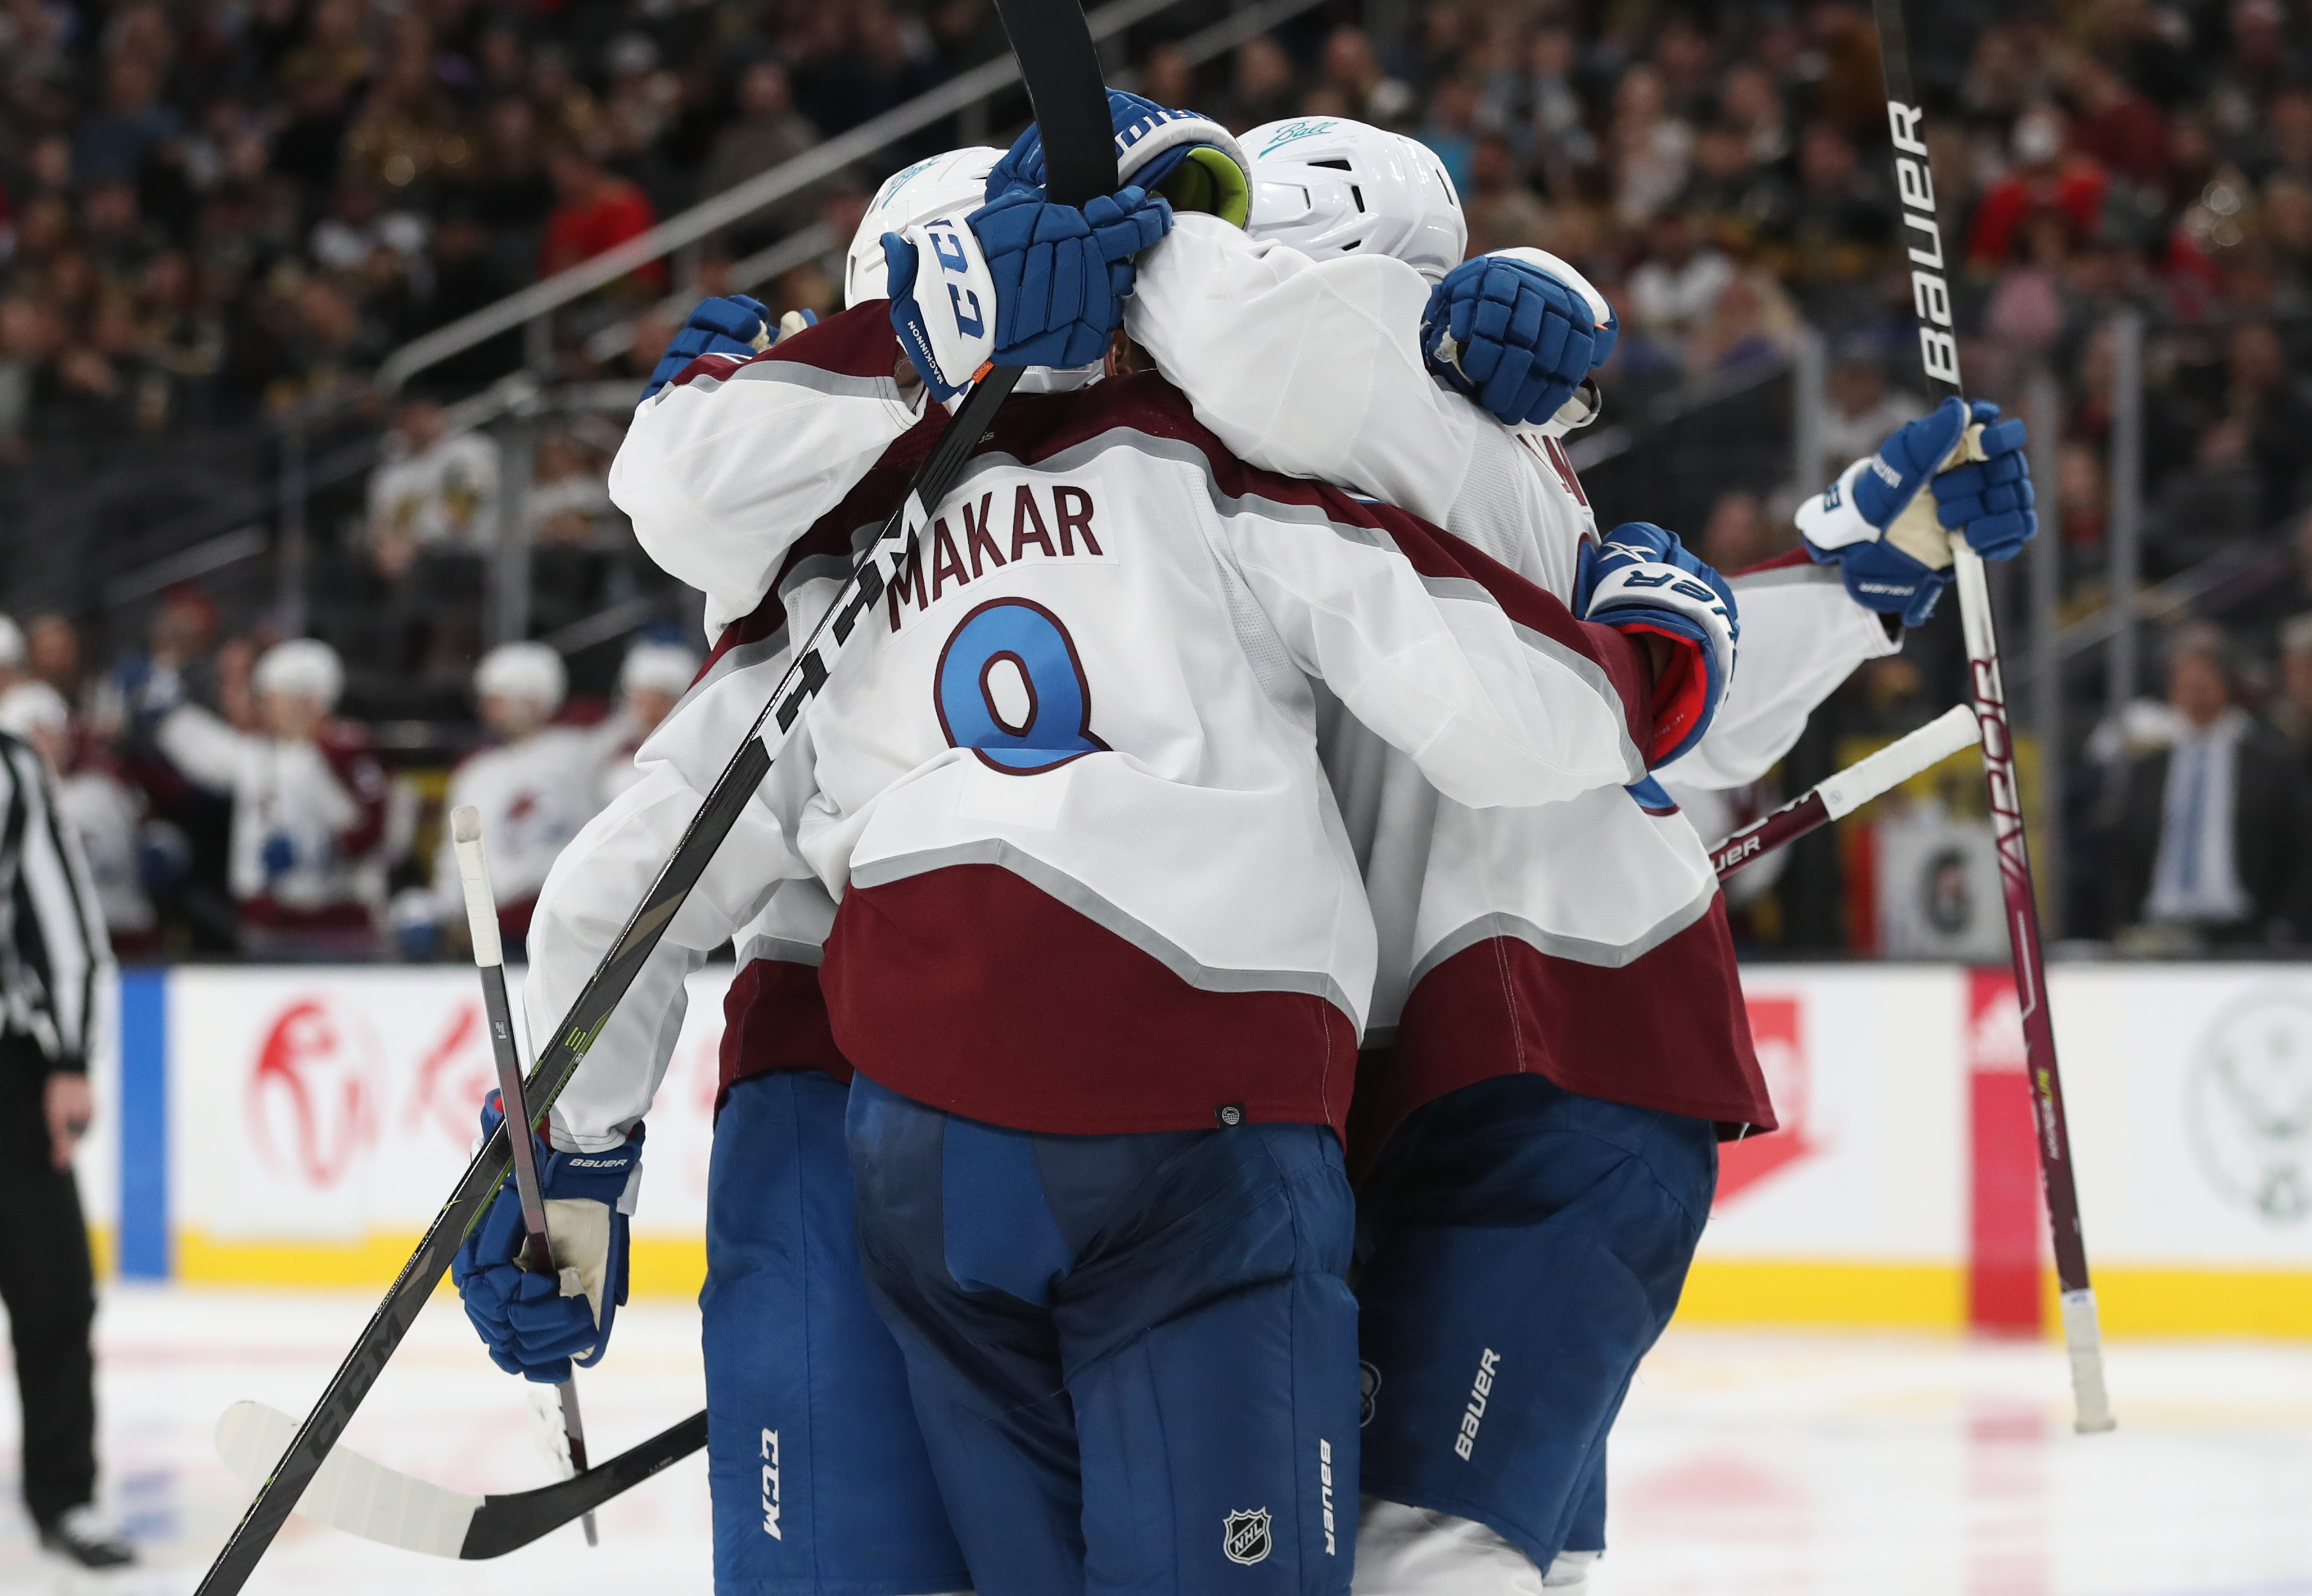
[0,1035,96,1525]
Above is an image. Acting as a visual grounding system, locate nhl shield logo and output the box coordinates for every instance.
[1222,1507,1273,1566]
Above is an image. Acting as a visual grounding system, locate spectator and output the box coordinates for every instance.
[2269,613,2312,771]
[698,62,823,234]
[1318,25,1415,127]
[366,396,504,578]
[152,638,389,958]
[540,143,666,290]
[1627,208,1737,342]
[597,639,699,803]
[99,583,222,733]
[1610,64,1693,225]
[1221,35,1298,132]
[2108,624,2312,948]
[25,617,80,707]
[418,642,604,956]
[1819,342,1928,465]
[1462,133,1549,254]
[1969,107,2111,267]
[1698,489,1772,572]
[2065,50,2168,188]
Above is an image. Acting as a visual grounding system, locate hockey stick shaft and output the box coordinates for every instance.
[448,807,599,1543]
[190,15,1118,1592]
[1867,0,2113,1432]
[1710,704,1977,878]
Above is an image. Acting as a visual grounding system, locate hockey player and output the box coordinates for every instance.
[497,149,1009,1596]
[460,115,1731,1596]
[151,638,389,958]
[415,642,607,954]
[1113,114,2035,1593]
[594,639,700,805]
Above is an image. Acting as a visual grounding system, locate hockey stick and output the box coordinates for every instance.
[1867,0,2114,1433]
[1709,704,1977,879]
[189,15,1116,1593]
[215,1401,705,1560]
[449,806,598,1546]
[197,710,1990,1565]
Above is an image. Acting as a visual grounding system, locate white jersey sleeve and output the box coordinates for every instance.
[610,307,927,633]
[1125,215,1559,570]
[155,704,251,791]
[522,758,811,1152]
[1212,489,1650,809]
[1659,554,1902,790]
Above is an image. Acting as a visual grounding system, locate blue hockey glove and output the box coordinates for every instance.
[639,295,773,403]
[885,185,1171,399]
[1575,522,1738,768]
[451,1092,641,1385]
[988,88,1251,226]
[258,832,296,879]
[1422,254,1619,428]
[1932,399,2036,559]
[1796,394,1971,626]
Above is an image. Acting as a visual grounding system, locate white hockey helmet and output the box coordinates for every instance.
[0,681,69,737]
[1242,118,1467,283]
[618,640,699,699]
[845,146,1005,309]
[474,641,567,712]
[253,638,344,708]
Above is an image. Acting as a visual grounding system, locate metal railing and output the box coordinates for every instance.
[73,0,1331,658]
[379,0,1329,394]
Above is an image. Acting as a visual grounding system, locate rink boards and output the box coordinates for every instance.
[73,961,2312,1337]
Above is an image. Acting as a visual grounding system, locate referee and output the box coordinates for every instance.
[0,721,133,1568]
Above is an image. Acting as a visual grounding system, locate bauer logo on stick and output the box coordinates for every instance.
[1222,1508,1272,1565]
[1885,100,1959,387]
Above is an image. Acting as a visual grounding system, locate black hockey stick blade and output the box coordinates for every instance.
[463,1409,707,1559]
[215,1400,705,1559]
[192,4,1118,1590]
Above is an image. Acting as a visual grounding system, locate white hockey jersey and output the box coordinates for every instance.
[527,306,1663,1146]
[433,724,613,938]
[1125,216,1898,1142]
[156,706,389,929]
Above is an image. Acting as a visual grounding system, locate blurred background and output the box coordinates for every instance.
[2,3,2311,1589]
[4,0,2312,962]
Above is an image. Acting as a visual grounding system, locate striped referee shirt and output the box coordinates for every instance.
[0,731,113,1072]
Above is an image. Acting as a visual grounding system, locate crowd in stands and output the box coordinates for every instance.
[6,0,2312,952]
[0,598,696,960]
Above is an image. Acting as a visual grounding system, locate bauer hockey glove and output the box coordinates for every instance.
[885,186,1172,399]
[452,1092,640,1385]
[989,88,1252,227]
[1576,522,1738,768]
[1931,400,2037,560]
[639,295,773,403]
[1796,394,1972,626]
[1422,250,1619,428]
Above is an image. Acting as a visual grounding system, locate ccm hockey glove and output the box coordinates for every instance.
[639,295,773,403]
[1422,252,1619,428]
[1576,521,1738,767]
[452,1092,640,1385]
[885,186,1172,399]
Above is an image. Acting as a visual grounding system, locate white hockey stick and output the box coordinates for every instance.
[213,1400,707,1559]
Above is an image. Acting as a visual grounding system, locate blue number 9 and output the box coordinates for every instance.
[934,599,1107,775]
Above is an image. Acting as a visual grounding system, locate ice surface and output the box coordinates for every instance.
[2,1285,2308,1594]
